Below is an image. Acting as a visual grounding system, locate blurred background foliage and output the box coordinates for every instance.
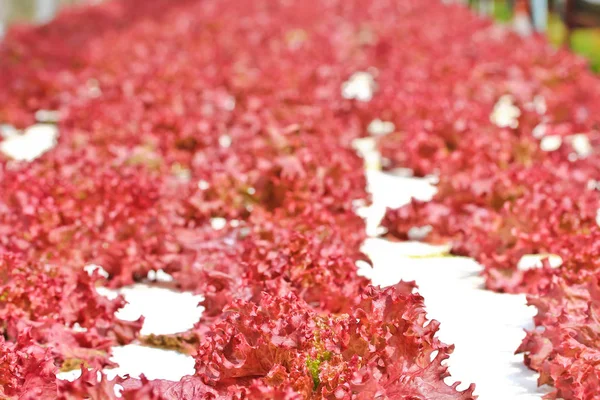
[5,0,83,23]
[2,0,600,72]
[491,0,600,71]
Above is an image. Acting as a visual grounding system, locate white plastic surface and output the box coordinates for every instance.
[0,123,59,161]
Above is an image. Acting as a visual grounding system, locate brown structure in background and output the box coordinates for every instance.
[564,0,600,40]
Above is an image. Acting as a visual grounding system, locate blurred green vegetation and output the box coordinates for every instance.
[6,0,82,24]
[492,0,600,72]
[493,0,514,21]
[565,23,600,72]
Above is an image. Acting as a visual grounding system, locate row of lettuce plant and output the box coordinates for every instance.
[0,0,484,398]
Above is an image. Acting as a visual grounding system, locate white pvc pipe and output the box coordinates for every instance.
[35,0,59,24]
[479,0,495,15]
[530,0,548,32]
[0,0,9,38]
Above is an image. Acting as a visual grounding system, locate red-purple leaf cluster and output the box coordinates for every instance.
[0,252,142,371]
[518,276,600,399]
[190,287,474,399]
